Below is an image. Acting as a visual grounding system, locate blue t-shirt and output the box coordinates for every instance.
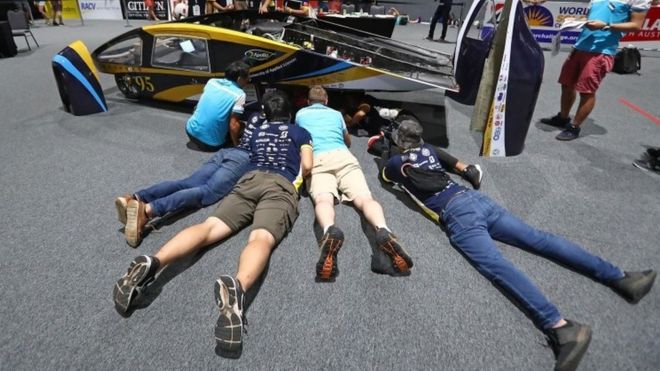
[574,0,650,55]
[382,144,467,221]
[185,78,246,147]
[294,103,347,154]
[247,121,313,187]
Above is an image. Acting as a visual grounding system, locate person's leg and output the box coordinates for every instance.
[572,93,596,127]
[113,216,234,313]
[135,152,224,217]
[443,192,563,329]
[314,192,336,230]
[482,193,624,284]
[559,84,576,120]
[440,8,450,40]
[427,5,442,39]
[352,194,387,228]
[235,229,277,291]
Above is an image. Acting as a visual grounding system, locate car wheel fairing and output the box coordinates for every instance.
[116,75,141,99]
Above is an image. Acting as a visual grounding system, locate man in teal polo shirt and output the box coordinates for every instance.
[185,60,250,151]
[541,0,650,141]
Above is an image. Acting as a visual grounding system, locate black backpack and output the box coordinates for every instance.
[613,47,641,74]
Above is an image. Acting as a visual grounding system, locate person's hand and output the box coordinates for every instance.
[259,4,269,13]
[462,164,483,190]
[585,20,608,30]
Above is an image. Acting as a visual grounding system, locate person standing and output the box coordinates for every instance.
[541,0,651,141]
[426,0,452,41]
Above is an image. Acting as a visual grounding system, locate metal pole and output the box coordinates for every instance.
[123,0,132,27]
[77,0,84,25]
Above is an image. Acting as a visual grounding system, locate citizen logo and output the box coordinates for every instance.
[245,49,275,61]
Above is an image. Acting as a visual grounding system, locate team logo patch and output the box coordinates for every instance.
[260,124,269,129]
[421,148,430,156]
[409,153,418,161]
[279,125,288,130]
[245,49,275,62]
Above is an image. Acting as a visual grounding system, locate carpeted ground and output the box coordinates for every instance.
[0,19,658,370]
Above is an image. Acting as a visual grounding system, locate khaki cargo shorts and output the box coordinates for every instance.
[308,149,372,202]
[212,171,299,243]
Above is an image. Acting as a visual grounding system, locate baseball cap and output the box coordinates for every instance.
[391,119,424,150]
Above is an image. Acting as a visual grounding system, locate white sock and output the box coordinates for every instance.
[323,225,333,234]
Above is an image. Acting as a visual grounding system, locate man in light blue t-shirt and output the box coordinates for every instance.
[541,0,650,141]
[295,85,413,282]
[185,60,249,151]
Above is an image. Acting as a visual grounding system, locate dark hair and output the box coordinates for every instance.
[262,90,292,122]
[225,60,250,82]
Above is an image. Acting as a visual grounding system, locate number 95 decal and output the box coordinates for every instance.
[133,76,155,92]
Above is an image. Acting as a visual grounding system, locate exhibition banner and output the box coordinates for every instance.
[120,0,170,20]
[79,0,124,20]
[63,0,83,20]
[484,1,660,46]
[622,6,660,42]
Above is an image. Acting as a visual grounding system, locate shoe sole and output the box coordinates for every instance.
[378,238,413,273]
[125,201,142,247]
[112,258,152,314]
[625,271,657,304]
[556,325,592,371]
[214,277,242,358]
[115,197,128,225]
[316,234,344,281]
[556,134,579,141]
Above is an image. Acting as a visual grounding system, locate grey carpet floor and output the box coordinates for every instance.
[0,20,658,370]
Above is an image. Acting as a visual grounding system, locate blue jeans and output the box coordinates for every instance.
[135,148,250,217]
[441,191,623,330]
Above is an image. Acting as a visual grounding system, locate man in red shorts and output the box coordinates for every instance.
[541,0,650,141]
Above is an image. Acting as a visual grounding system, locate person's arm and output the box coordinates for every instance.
[343,130,351,148]
[431,146,483,189]
[300,145,313,178]
[229,114,243,146]
[586,10,647,32]
[208,0,227,11]
[259,0,272,13]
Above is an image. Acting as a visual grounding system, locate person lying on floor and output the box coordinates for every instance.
[378,118,656,371]
[113,90,313,358]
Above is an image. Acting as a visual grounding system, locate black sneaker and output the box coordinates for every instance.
[541,113,571,128]
[462,164,483,190]
[545,320,592,371]
[375,228,413,273]
[646,147,660,158]
[633,159,660,173]
[608,270,656,304]
[316,226,345,282]
[214,276,245,359]
[113,255,157,314]
[556,125,581,141]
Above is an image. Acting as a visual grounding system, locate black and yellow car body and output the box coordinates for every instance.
[92,10,457,103]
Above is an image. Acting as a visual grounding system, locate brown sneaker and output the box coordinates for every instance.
[375,228,413,273]
[357,103,371,114]
[125,199,148,247]
[114,194,134,225]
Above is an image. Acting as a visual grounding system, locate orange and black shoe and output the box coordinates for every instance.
[376,228,413,274]
[316,226,344,282]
